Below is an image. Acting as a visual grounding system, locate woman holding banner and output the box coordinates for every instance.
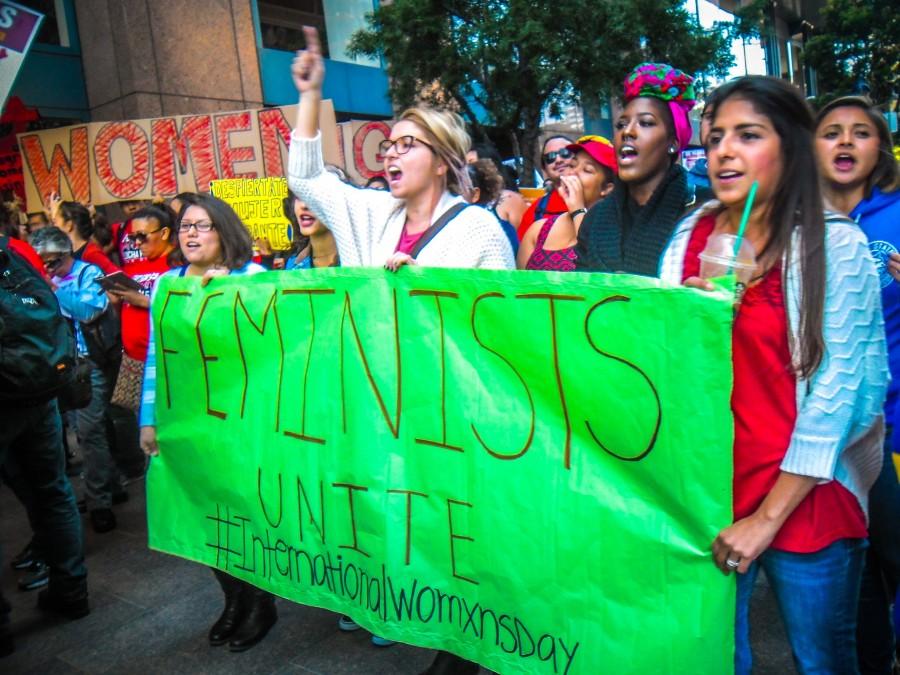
[287,28,513,274]
[288,26,512,674]
[575,63,703,275]
[138,194,274,652]
[814,95,900,674]
[660,75,887,674]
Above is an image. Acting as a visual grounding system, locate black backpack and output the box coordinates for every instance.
[76,264,122,370]
[0,237,76,404]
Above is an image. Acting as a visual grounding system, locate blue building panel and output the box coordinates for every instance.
[259,47,392,117]
[11,46,89,121]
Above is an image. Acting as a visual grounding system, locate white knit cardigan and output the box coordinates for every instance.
[660,200,888,514]
[287,132,515,270]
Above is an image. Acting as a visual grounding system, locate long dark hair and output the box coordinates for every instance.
[282,193,310,258]
[815,96,899,197]
[706,76,825,378]
[175,193,253,270]
[59,201,94,240]
[132,204,176,233]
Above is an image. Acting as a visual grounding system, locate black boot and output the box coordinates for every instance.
[208,569,247,646]
[227,586,277,652]
[420,651,480,675]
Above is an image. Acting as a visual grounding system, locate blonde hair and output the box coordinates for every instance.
[399,107,472,197]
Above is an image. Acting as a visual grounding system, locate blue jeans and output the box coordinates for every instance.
[0,399,87,610]
[857,436,900,674]
[736,538,866,675]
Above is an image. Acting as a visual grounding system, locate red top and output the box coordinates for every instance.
[76,241,120,275]
[120,254,172,361]
[8,237,45,274]
[517,189,567,240]
[684,214,866,553]
[116,220,173,361]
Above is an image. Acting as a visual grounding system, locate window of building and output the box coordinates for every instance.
[257,0,330,57]
[15,0,71,47]
[323,0,378,66]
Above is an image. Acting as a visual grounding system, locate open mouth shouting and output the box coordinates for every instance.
[618,145,638,165]
[387,165,403,185]
[833,153,856,173]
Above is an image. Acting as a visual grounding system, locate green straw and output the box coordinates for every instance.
[732,180,758,259]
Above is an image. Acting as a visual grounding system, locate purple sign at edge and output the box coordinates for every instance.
[0,1,42,53]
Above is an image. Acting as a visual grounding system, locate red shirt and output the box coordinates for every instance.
[8,237,45,274]
[683,215,866,553]
[517,189,567,240]
[120,254,172,361]
[76,241,120,275]
[116,220,173,361]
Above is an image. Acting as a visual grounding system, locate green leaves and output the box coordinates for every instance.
[804,0,899,105]
[349,0,732,184]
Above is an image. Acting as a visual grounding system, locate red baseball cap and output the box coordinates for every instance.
[566,135,618,175]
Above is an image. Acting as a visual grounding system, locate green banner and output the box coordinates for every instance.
[147,267,736,675]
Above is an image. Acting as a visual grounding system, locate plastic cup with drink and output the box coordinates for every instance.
[698,181,758,288]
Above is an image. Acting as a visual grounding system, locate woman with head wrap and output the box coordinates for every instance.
[575,63,704,275]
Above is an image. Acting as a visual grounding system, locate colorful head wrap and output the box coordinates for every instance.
[623,63,697,152]
[566,135,617,175]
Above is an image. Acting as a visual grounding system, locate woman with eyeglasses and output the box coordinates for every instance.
[107,205,178,365]
[518,136,617,271]
[287,27,513,273]
[516,135,575,239]
[139,194,272,652]
[575,63,704,275]
[288,26,512,674]
[31,226,126,533]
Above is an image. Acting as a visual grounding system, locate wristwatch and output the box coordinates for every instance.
[569,208,587,219]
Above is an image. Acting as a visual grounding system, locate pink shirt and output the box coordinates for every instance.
[395,227,425,255]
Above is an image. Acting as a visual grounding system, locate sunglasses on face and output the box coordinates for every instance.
[42,256,65,271]
[542,147,574,165]
[126,228,163,244]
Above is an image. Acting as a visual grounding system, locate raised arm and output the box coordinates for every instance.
[287,26,395,266]
[292,26,325,139]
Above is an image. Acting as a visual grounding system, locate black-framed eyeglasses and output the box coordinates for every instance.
[42,256,65,271]
[542,147,574,165]
[127,228,163,244]
[178,221,215,233]
[378,135,434,156]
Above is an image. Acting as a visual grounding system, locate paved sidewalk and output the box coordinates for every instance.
[1,469,794,674]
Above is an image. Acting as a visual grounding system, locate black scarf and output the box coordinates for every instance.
[575,164,690,276]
